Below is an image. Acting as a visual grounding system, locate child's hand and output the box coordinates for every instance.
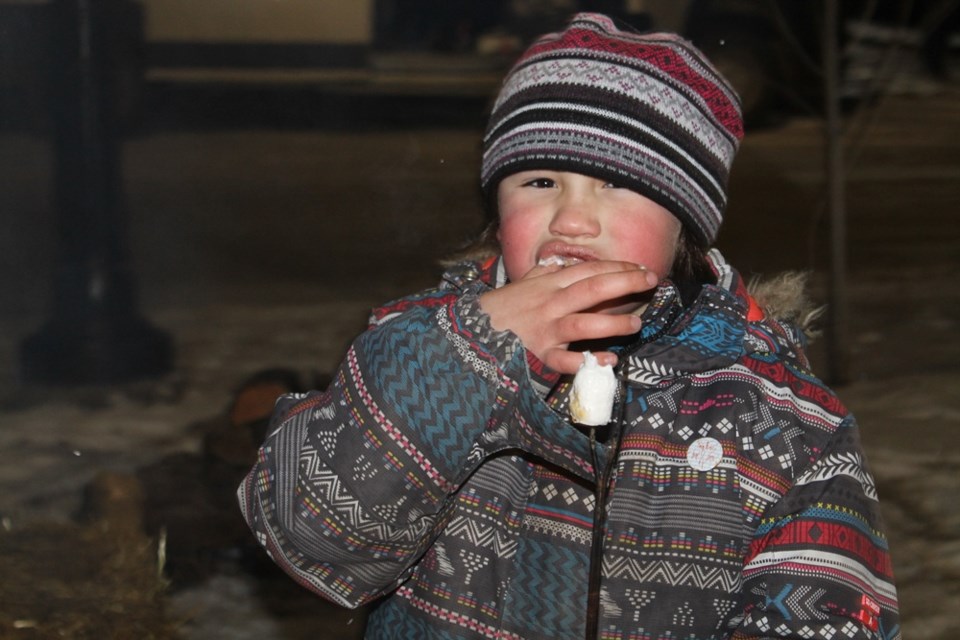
[479,261,659,375]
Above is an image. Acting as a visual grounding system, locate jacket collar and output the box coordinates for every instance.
[447,251,802,387]
[621,249,751,386]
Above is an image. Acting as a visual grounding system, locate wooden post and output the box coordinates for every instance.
[823,0,850,385]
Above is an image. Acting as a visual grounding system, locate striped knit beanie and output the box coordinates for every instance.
[481,13,744,247]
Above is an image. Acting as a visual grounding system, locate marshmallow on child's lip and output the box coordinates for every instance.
[538,255,582,268]
[569,351,617,426]
[538,256,650,272]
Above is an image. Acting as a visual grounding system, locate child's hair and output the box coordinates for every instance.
[671,227,715,304]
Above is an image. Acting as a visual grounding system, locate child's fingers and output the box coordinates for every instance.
[554,312,642,345]
[545,260,653,288]
[552,265,659,313]
[521,262,565,280]
[522,259,645,285]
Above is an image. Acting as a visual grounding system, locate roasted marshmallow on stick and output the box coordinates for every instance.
[569,351,617,426]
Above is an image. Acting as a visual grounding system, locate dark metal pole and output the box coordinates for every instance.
[823,0,850,385]
[19,0,171,385]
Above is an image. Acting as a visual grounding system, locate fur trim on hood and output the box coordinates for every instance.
[747,271,824,341]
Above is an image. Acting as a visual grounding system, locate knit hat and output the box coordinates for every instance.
[481,13,744,247]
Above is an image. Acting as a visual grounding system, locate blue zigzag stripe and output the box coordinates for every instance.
[361,309,488,476]
[505,538,588,637]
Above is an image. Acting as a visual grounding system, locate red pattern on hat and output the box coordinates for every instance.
[518,22,744,141]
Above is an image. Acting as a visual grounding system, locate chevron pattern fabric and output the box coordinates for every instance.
[238,253,899,639]
[481,13,743,246]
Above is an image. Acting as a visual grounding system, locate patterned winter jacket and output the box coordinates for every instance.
[239,250,900,639]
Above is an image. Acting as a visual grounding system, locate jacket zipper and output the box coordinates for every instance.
[583,302,680,640]
[584,376,628,640]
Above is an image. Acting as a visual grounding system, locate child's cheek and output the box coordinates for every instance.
[498,217,539,281]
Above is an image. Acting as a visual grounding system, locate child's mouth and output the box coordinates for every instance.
[536,243,597,268]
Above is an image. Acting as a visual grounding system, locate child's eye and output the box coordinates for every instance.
[602,181,625,189]
[521,177,557,189]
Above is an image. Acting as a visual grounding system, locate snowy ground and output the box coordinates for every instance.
[1,78,958,637]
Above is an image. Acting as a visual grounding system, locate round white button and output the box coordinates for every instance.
[687,437,723,471]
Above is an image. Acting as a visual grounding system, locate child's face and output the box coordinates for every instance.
[496,170,682,283]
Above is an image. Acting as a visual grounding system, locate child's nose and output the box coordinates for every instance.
[548,194,600,238]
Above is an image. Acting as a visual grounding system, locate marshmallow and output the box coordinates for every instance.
[538,255,580,268]
[569,351,617,426]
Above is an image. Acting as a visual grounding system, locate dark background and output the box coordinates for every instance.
[0,1,958,638]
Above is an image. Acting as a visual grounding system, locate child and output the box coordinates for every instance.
[239,13,900,639]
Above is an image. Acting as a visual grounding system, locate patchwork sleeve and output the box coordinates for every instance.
[734,415,900,639]
[237,287,590,607]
